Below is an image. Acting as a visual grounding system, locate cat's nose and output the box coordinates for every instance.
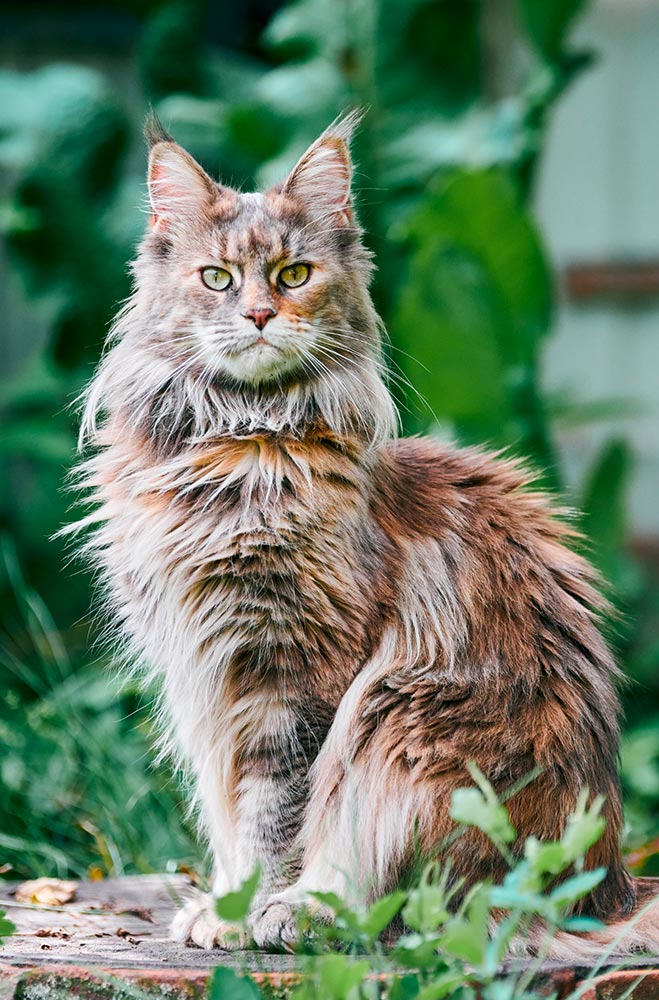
[243,307,276,331]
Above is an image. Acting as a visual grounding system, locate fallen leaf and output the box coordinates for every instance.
[98,898,155,922]
[116,927,140,945]
[15,878,77,906]
[625,836,659,872]
[178,865,203,885]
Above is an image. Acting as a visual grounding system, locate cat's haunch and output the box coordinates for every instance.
[71,114,659,957]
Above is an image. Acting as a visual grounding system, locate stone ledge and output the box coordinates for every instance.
[1,876,658,999]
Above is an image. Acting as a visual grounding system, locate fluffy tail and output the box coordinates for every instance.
[512,878,659,961]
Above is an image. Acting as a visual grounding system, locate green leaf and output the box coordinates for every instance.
[518,0,589,60]
[488,887,545,916]
[215,865,261,923]
[314,954,370,1000]
[450,788,516,846]
[439,889,490,966]
[487,862,544,914]
[562,915,605,932]
[0,64,128,183]
[0,422,74,464]
[402,866,452,933]
[309,890,362,934]
[560,792,607,863]
[485,912,524,972]
[440,919,485,967]
[361,890,407,938]
[524,837,568,876]
[394,932,445,969]
[400,171,552,365]
[0,912,16,944]
[308,890,346,914]
[549,868,607,908]
[580,438,631,580]
[208,967,261,1000]
[621,728,659,797]
[417,971,469,1000]
[392,169,552,452]
[387,975,422,1000]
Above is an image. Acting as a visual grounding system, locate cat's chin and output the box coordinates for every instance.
[215,346,304,388]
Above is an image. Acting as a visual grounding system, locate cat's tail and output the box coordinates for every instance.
[510,877,659,961]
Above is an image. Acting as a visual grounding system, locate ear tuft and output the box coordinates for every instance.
[323,108,365,147]
[280,110,364,226]
[147,139,217,234]
[144,109,174,149]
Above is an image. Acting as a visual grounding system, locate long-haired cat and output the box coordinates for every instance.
[73,112,659,957]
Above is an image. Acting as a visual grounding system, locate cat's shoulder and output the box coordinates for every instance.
[377,435,534,497]
[373,436,570,546]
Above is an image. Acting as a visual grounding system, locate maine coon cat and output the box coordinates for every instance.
[73,113,659,957]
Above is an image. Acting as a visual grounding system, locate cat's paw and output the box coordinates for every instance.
[250,893,333,951]
[171,893,250,950]
[250,899,300,951]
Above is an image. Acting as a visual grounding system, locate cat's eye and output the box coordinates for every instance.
[279,263,311,289]
[201,267,232,291]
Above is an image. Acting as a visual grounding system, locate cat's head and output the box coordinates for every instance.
[138,111,377,388]
[83,114,397,450]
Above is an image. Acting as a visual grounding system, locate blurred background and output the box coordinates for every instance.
[1,0,659,884]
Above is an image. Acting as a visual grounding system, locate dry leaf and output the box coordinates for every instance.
[98,899,154,923]
[124,906,154,923]
[15,878,77,906]
[177,864,203,885]
[116,927,140,944]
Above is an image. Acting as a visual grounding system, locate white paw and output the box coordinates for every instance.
[171,893,251,950]
[250,892,334,951]
[250,899,300,951]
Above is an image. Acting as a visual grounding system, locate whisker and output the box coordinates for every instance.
[311,328,436,424]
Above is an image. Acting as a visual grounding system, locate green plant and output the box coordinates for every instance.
[207,767,619,999]
[0,909,15,946]
[0,540,199,879]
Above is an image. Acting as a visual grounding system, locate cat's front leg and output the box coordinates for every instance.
[251,632,403,948]
[170,791,257,949]
[172,712,313,949]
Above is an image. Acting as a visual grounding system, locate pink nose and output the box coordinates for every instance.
[243,307,276,331]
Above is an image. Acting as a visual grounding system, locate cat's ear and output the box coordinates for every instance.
[280,111,362,226]
[146,120,217,233]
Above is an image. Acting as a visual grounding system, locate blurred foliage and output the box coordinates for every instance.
[0,540,198,879]
[1,0,659,880]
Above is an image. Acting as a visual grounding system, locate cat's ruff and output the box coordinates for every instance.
[72,113,659,958]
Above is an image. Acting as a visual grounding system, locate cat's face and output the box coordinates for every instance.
[140,115,373,387]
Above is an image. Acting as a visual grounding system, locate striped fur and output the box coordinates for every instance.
[71,116,659,956]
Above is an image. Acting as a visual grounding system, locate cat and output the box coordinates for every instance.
[72,111,659,957]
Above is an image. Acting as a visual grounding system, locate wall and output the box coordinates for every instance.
[536,0,659,536]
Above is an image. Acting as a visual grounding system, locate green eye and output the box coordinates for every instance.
[201,267,232,291]
[279,263,311,288]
